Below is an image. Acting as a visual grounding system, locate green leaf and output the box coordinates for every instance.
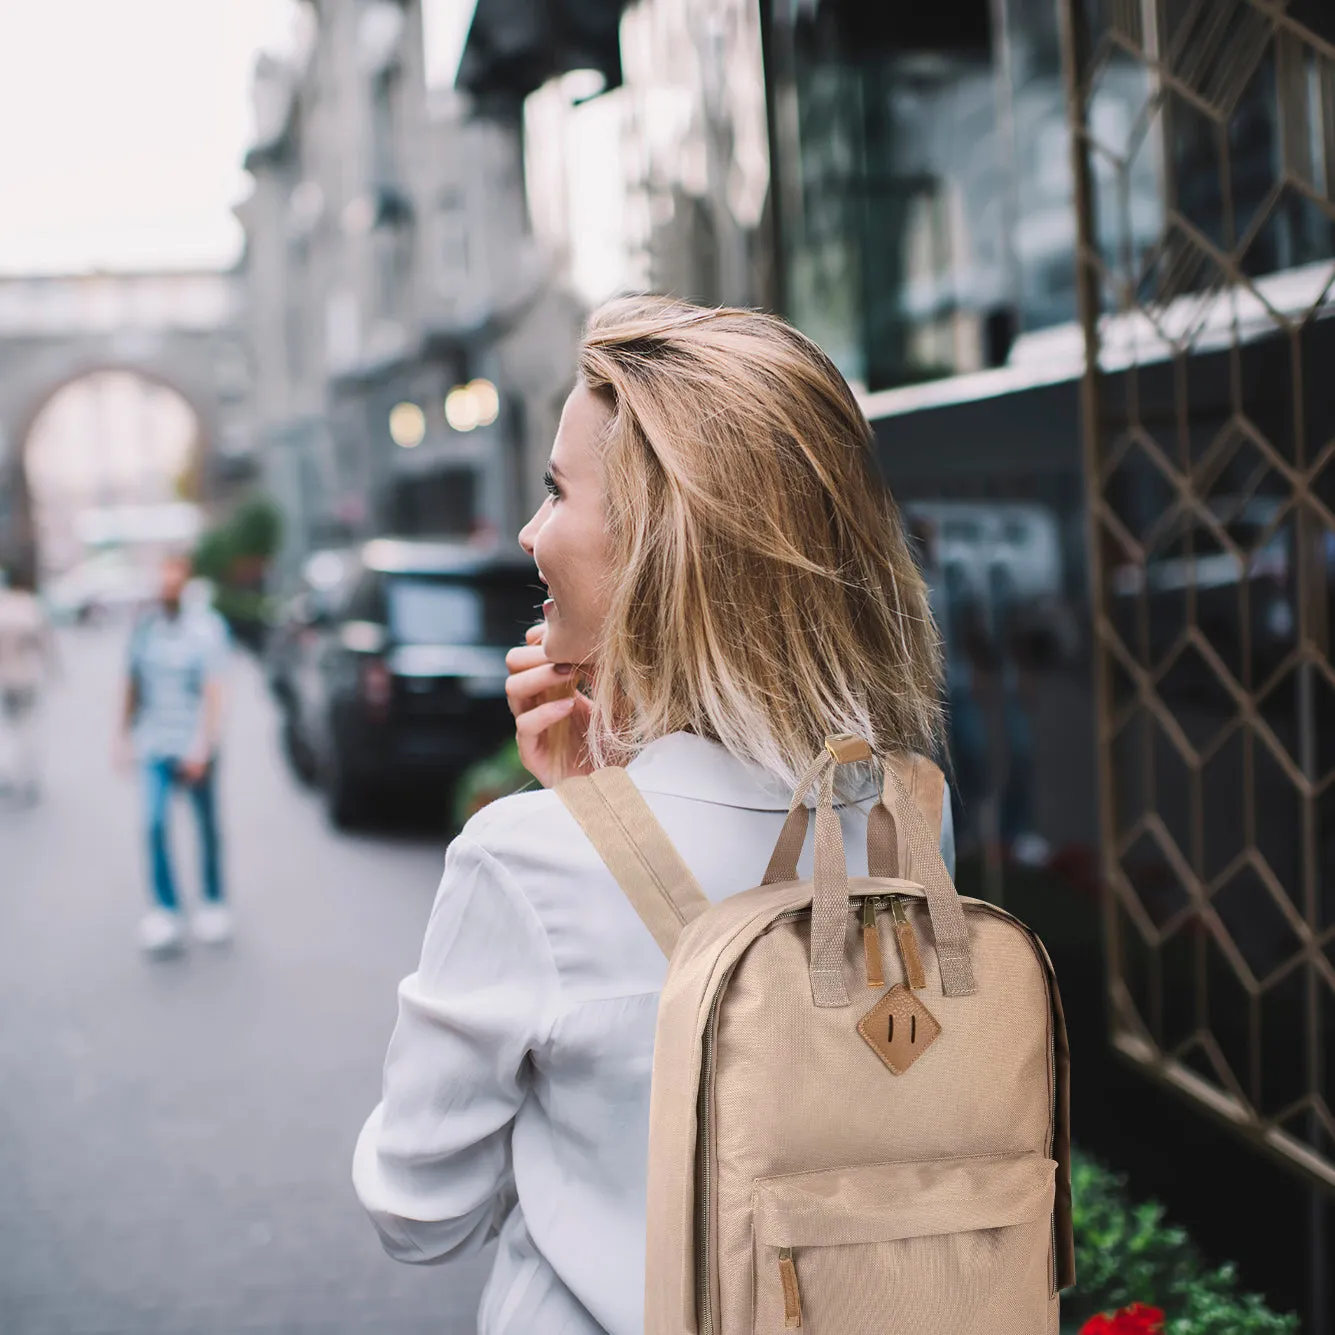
[1066,1147,1298,1332]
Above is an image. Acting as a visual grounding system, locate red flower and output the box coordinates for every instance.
[1080,1304,1166,1335]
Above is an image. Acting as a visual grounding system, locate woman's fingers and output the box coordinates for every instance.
[507,623,594,785]
[505,642,548,672]
[505,660,574,719]
[514,691,594,787]
[513,695,579,746]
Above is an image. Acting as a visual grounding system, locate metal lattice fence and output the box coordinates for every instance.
[1060,0,1335,1192]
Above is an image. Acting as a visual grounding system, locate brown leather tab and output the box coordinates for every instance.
[824,732,871,764]
[857,984,942,1075]
[778,1250,802,1328]
[894,919,928,991]
[890,898,927,990]
[863,924,885,989]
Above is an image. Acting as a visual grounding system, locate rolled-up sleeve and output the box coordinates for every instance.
[353,830,559,1263]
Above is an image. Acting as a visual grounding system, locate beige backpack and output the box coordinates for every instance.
[557,734,1074,1335]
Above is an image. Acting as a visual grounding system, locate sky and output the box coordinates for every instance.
[0,0,299,274]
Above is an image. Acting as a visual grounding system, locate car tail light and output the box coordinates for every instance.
[360,657,393,715]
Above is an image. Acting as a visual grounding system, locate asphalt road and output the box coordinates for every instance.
[0,624,490,1334]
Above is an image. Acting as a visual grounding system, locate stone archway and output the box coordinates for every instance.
[1,355,219,584]
[0,270,251,583]
[22,368,207,577]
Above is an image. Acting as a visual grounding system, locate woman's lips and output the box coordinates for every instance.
[542,598,556,617]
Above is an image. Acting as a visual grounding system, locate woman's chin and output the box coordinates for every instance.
[540,619,567,661]
[542,629,590,672]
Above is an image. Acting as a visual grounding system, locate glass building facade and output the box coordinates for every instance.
[764,0,1335,392]
[456,0,1335,1319]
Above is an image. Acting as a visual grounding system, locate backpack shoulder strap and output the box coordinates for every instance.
[556,767,709,958]
[889,752,946,871]
[865,752,945,878]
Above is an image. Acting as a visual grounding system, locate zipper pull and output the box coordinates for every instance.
[862,897,885,988]
[778,1247,802,1328]
[890,896,928,990]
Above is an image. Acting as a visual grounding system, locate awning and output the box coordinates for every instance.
[455,0,627,104]
[859,258,1335,424]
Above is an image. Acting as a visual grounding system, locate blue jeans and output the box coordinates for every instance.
[142,757,223,911]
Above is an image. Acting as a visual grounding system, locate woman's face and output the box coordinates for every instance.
[518,382,613,666]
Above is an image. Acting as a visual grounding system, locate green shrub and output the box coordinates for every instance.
[1067,1148,1298,1333]
[193,492,284,648]
[227,493,283,560]
[451,737,534,829]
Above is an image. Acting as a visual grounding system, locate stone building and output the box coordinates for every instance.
[236,0,583,581]
[0,270,252,584]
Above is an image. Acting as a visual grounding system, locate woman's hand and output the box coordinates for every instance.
[504,623,595,788]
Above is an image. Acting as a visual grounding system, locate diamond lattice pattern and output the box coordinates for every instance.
[1069,0,1335,1190]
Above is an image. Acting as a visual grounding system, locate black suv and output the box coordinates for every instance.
[269,538,541,828]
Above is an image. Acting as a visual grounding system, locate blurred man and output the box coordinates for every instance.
[117,552,232,955]
[0,566,53,806]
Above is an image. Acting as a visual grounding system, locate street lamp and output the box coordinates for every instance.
[389,401,425,448]
[467,378,499,426]
[444,378,499,432]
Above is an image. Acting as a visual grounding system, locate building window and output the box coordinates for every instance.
[767,1,1001,392]
[434,189,470,293]
[766,0,1335,394]
[370,67,401,188]
[388,466,477,536]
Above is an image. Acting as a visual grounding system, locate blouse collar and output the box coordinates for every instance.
[624,731,882,812]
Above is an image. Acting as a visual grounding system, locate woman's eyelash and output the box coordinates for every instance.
[542,468,560,499]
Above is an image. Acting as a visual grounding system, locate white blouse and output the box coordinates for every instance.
[353,731,955,1335]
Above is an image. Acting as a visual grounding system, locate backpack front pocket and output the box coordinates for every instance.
[751,1152,1057,1335]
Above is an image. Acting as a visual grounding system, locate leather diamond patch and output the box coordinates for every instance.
[857,984,941,1075]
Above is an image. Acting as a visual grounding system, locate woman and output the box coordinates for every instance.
[352,296,953,1334]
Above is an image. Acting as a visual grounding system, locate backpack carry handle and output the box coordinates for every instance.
[880,763,977,998]
[762,745,852,1006]
[762,737,977,1005]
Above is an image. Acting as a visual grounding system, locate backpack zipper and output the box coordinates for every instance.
[696,1010,716,1335]
[888,896,928,990]
[695,962,734,1335]
[860,895,927,990]
[862,896,886,987]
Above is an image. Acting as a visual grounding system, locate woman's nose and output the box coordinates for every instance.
[517,505,544,555]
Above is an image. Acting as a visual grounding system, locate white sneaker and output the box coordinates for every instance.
[191,903,234,946]
[139,910,186,955]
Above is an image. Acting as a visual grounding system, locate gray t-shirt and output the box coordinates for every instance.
[129,605,229,760]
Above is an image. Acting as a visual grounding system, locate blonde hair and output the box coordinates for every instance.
[574,295,942,795]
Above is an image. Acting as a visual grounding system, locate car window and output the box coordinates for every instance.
[343,570,386,623]
[387,578,483,644]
